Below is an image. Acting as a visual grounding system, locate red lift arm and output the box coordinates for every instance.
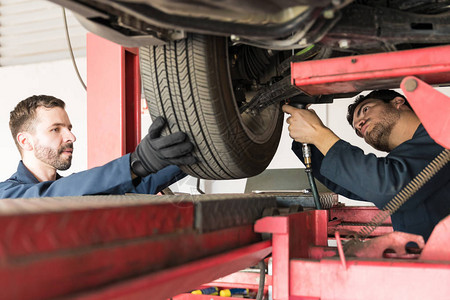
[291,45,450,149]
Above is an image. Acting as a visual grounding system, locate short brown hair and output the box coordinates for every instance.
[347,90,411,127]
[9,95,65,152]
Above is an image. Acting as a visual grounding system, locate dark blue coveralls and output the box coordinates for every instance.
[292,124,450,241]
[0,154,185,198]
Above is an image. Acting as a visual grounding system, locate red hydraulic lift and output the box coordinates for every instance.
[0,38,448,300]
[173,45,450,299]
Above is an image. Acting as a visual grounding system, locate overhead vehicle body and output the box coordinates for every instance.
[50,0,450,179]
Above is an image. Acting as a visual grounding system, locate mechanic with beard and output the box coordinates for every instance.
[0,95,195,198]
[282,90,449,241]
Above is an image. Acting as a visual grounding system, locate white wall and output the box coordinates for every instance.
[0,58,88,179]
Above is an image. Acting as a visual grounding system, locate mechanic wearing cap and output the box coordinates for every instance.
[0,95,195,198]
[282,90,450,241]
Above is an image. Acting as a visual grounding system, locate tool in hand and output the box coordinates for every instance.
[286,101,322,210]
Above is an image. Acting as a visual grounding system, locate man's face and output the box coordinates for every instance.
[352,98,400,152]
[30,107,76,170]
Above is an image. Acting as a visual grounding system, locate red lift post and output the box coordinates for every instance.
[86,33,141,168]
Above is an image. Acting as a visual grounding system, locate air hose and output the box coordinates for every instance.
[302,143,322,209]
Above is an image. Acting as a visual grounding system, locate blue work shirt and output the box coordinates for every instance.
[0,154,186,198]
[292,124,450,241]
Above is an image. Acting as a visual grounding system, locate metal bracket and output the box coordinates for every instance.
[401,76,450,149]
[344,232,425,259]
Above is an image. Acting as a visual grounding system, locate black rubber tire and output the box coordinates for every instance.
[139,34,283,180]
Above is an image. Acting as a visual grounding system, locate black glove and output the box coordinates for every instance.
[130,116,196,177]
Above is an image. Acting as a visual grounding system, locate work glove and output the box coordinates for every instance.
[130,116,196,177]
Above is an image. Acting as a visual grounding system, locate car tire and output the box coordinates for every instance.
[139,34,283,180]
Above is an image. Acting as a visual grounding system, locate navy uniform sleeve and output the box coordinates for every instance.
[135,165,187,194]
[293,127,450,240]
[316,138,447,211]
[292,141,362,200]
[0,154,185,198]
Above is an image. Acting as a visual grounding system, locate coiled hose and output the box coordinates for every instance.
[356,148,450,240]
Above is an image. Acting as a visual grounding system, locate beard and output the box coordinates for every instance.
[34,142,73,171]
[364,106,400,152]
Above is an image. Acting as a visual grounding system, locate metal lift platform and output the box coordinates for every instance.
[0,39,448,299]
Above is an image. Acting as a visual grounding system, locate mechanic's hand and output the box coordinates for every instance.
[130,117,196,177]
[282,104,326,144]
[282,104,340,156]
